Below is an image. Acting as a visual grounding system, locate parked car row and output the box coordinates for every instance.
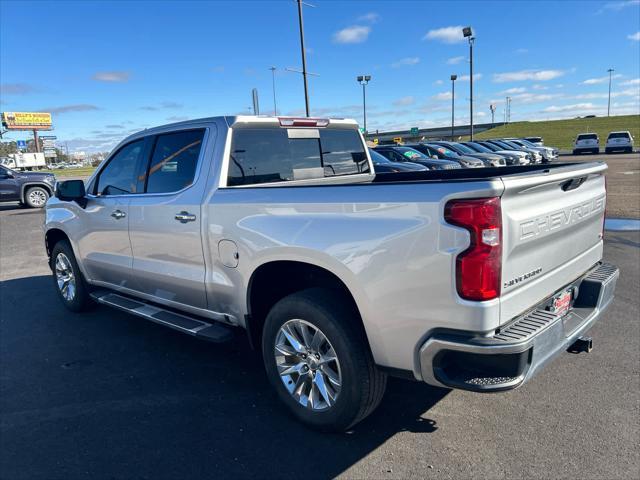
[371,136,559,172]
[573,131,635,155]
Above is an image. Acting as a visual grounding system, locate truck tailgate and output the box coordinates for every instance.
[499,162,607,324]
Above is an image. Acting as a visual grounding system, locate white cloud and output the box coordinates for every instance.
[92,71,130,82]
[620,78,640,86]
[357,12,380,23]
[599,0,640,12]
[515,48,529,54]
[391,57,420,68]
[446,56,465,65]
[628,31,640,41]
[423,25,466,44]
[582,74,622,84]
[457,73,482,82]
[333,25,371,44]
[432,91,452,101]
[493,69,565,82]
[532,84,549,90]
[41,104,101,114]
[543,103,596,113]
[393,96,416,106]
[433,80,444,85]
[511,93,562,104]
[501,87,526,94]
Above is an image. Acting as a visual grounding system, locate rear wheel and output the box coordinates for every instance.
[50,240,94,312]
[262,288,386,432]
[24,186,49,208]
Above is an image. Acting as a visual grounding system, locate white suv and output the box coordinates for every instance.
[605,131,634,154]
[573,133,599,155]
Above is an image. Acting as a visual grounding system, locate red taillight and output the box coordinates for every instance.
[445,197,502,301]
[278,117,330,127]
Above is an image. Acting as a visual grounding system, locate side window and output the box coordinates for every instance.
[96,140,144,195]
[377,150,393,161]
[145,129,205,194]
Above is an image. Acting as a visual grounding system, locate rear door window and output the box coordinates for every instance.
[227,127,369,186]
[577,134,597,140]
[144,129,205,194]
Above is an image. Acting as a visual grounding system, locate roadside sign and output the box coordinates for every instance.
[359,127,366,134]
[44,149,57,157]
[410,127,419,135]
[393,137,403,144]
[373,138,379,145]
[40,135,57,140]
[1,112,52,130]
[16,140,27,149]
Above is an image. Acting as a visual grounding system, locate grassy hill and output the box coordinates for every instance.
[471,114,640,151]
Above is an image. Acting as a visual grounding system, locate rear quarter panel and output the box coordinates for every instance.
[204,180,503,374]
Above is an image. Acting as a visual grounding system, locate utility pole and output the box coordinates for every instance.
[269,66,278,116]
[450,74,457,139]
[296,0,311,116]
[463,27,475,140]
[607,68,614,117]
[252,88,260,115]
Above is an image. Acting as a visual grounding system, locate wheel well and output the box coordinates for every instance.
[22,183,52,201]
[247,261,366,350]
[45,229,70,260]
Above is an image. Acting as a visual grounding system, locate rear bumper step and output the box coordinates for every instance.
[418,262,619,392]
[90,290,234,343]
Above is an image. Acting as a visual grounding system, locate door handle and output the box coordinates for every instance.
[175,211,196,223]
[111,209,126,219]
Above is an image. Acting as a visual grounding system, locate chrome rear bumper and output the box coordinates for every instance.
[419,262,619,392]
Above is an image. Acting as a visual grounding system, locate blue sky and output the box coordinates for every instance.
[1,0,639,153]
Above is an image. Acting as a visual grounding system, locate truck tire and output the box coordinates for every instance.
[24,186,49,208]
[262,288,387,432]
[50,240,94,312]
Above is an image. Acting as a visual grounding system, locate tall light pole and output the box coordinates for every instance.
[450,74,457,139]
[490,103,496,124]
[462,26,474,140]
[607,68,614,117]
[269,66,278,115]
[357,75,371,133]
[296,0,311,116]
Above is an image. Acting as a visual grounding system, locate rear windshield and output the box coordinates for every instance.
[525,137,542,142]
[577,134,598,140]
[227,127,370,186]
[608,132,630,139]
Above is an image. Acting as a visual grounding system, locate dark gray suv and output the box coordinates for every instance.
[0,165,56,208]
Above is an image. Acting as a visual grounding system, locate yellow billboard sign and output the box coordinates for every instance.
[1,112,53,130]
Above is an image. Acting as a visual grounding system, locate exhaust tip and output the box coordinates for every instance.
[568,336,593,354]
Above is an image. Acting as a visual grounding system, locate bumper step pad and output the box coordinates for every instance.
[90,290,234,343]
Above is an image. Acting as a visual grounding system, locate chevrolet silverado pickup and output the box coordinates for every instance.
[44,116,619,431]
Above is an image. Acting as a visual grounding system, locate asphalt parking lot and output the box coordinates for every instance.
[560,152,640,219]
[1,183,639,480]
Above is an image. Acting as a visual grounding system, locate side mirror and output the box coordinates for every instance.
[56,179,87,207]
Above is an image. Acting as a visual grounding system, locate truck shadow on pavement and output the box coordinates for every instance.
[1,275,449,479]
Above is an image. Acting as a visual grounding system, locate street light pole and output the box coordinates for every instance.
[450,74,457,140]
[356,75,371,133]
[269,66,278,115]
[462,27,475,140]
[607,68,614,117]
[296,0,311,117]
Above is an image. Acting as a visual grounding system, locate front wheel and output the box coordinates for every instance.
[50,240,94,312]
[24,186,49,208]
[262,288,386,432]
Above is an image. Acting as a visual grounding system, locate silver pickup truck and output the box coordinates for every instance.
[45,116,619,431]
